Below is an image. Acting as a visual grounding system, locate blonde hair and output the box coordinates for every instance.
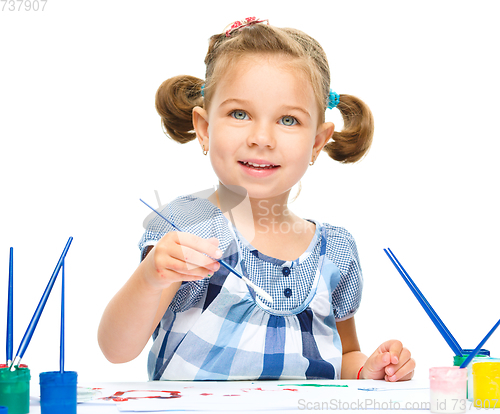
[156,22,373,163]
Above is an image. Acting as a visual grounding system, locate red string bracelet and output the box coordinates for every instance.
[357,366,364,380]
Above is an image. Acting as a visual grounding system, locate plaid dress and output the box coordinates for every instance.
[138,195,363,380]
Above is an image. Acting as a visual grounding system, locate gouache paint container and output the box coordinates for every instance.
[0,366,31,414]
[473,360,500,409]
[0,406,8,414]
[429,366,467,413]
[453,349,490,399]
[39,371,77,414]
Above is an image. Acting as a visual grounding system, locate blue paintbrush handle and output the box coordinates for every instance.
[7,247,14,364]
[460,318,500,368]
[387,248,463,355]
[140,199,182,231]
[218,259,242,279]
[60,259,65,373]
[13,237,73,363]
[384,249,463,356]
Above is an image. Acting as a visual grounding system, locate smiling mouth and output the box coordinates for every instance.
[239,161,280,170]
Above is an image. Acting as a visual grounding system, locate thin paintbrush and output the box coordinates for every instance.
[10,237,73,370]
[140,199,273,303]
[384,248,463,356]
[460,318,500,368]
[387,248,463,355]
[60,259,65,373]
[6,247,14,366]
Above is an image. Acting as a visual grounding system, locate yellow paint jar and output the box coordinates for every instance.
[473,361,500,409]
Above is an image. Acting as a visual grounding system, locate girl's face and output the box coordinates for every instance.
[193,55,334,201]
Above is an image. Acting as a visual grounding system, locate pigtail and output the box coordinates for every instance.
[324,94,374,163]
[155,75,204,144]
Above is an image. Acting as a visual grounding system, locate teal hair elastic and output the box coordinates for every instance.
[200,84,205,97]
[328,90,339,109]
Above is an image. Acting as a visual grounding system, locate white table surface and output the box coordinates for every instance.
[20,378,488,413]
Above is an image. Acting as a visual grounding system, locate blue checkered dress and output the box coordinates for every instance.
[138,195,363,380]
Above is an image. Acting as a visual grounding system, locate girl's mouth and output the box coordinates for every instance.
[238,161,279,170]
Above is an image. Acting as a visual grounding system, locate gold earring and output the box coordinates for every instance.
[202,145,208,156]
[309,155,315,166]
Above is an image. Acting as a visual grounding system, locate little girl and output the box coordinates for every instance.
[98,18,416,382]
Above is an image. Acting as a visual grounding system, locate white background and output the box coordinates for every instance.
[1,0,499,384]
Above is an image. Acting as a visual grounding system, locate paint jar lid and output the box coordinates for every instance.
[0,406,8,414]
[430,366,467,380]
[472,361,500,375]
[463,348,490,357]
[454,353,490,366]
[0,366,31,382]
[40,370,77,385]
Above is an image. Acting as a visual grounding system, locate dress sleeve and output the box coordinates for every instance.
[324,225,363,321]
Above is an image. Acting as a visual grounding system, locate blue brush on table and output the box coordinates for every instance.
[384,248,463,356]
[140,198,273,303]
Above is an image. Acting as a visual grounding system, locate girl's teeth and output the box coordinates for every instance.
[244,161,273,168]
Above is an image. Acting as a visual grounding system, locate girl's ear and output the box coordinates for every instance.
[193,106,209,149]
[313,121,335,153]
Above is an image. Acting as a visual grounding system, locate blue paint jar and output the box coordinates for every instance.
[39,371,77,414]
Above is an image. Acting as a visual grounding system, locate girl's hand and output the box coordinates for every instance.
[142,232,222,291]
[360,340,415,382]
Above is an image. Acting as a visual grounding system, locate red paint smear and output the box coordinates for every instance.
[200,393,213,396]
[241,387,298,393]
[223,394,241,397]
[100,389,181,402]
[0,364,28,369]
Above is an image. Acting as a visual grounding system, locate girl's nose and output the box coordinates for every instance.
[247,121,275,148]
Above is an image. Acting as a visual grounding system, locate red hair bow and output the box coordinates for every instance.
[224,17,269,37]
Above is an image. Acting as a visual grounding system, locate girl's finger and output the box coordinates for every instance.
[160,232,222,271]
[385,347,411,377]
[385,356,416,382]
[366,351,391,374]
[386,340,403,364]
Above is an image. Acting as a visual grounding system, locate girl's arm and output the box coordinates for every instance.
[337,317,416,381]
[337,317,367,379]
[97,232,221,363]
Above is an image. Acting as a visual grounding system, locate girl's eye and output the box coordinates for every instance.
[231,110,248,120]
[280,116,298,126]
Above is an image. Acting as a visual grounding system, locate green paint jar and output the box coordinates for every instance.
[453,349,491,400]
[0,366,31,414]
